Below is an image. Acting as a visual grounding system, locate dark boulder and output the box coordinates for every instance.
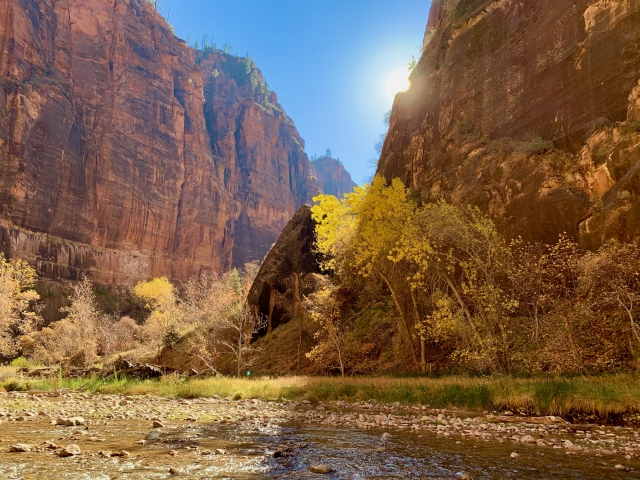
[247,205,322,334]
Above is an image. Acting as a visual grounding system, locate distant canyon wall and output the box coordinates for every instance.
[312,156,357,199]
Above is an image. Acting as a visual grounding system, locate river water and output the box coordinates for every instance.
[0,393,638,479]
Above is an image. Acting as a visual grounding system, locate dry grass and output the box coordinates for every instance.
[2,374,640,418]
[0,365,18,382]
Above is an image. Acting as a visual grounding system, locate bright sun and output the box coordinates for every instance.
[386,69,411,97]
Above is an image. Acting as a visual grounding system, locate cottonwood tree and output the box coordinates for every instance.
[203,268,264,378]
[216,300,266,378]
[305,284,357,376]
[391,201,516,373]
[580,241,640,347]
[181,263,262,376]
[313,176,420,366]
[59,277,102,366]
[0,254,40,357]
[133,277,181,351]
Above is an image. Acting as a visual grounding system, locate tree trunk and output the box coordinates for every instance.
[410,289,426,373]
[375,267,418,367]
[440,270,499,371]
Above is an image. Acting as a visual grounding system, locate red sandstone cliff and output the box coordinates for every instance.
[379,0,640,246]
[311,156,357,198]
[0,0,319,284]
[198,52,319,267]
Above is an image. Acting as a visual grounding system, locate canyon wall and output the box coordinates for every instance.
[197,52,319,268]
[379,0,640,246]
[0,0,319,285]
[312,156,357,198]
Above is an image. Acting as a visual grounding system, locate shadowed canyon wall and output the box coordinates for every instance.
[0,0,320,285]
[379,0,640,247]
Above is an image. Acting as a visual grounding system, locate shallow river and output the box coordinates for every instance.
[1,393,639,479]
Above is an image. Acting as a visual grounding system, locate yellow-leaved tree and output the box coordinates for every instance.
[0,254,40,357]
[132,277,181,351]
[312,176,420,366]
[390,201,516,372]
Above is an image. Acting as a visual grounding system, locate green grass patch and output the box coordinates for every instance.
[2,374,640,418]
[9,357,42,369]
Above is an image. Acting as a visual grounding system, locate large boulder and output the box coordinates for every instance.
[247,205,322,334]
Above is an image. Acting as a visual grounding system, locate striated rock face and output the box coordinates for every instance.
[197,52,319,268]
[312,156,357,198]
[0,0,318,284]
[247,205,322,334]
[379,0,640,246]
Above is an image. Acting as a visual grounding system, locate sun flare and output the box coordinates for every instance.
[386,69,411,96]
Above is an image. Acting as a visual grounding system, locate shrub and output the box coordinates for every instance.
[592,147,609,165]
[622,121,640,134]
[594,117,613,130]
[9,356,40,369]
[524,137,554,155]
[0,254,41,358]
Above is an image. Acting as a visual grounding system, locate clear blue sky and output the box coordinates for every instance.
[157,0,432,184]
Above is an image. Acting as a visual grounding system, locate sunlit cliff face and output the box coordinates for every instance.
[386,69,411,96]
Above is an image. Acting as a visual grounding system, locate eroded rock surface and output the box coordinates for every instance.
[379,0,640,246]
[0,0,320,285]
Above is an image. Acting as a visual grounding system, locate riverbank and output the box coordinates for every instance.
[1,371,640,423]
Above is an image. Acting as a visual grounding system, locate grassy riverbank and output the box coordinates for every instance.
[1,369,639,419]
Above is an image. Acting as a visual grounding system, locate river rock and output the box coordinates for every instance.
[146,430,161,441]
[55,417,85,426]
[10,444,32,452]
[59,444,81,457]
[520,435,536,443]
[309,464,334,474]
[510,452,519,459]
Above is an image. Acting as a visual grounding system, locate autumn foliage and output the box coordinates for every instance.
[310,176,640,375]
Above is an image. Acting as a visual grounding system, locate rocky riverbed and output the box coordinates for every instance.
[1,389,639,478]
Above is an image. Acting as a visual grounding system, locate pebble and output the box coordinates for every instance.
[58,444,81,457]
[152,420,165,428]
[520,435,536,443]
[10,444,32,452]
[615,464,626,470]
[510,452,519,459]
[309,464,334,474]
